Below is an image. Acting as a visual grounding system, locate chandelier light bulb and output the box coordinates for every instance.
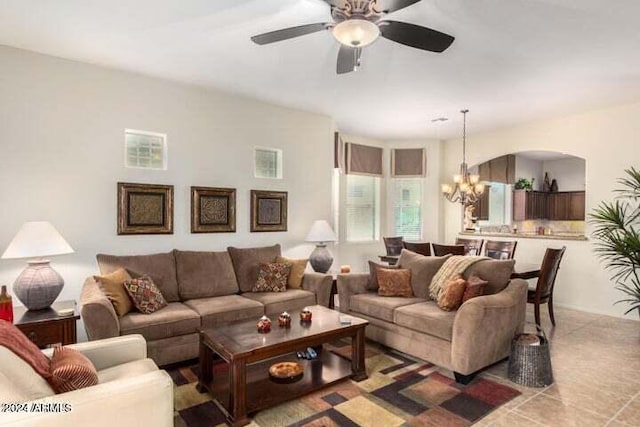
[470,174,480,185]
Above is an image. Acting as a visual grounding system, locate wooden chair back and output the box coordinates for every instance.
[455,238,484,256]
[432,243,465,257]
[383,236,404,256]
[402,241,432,256]
[534,247,566,299]
[484,240,518,260]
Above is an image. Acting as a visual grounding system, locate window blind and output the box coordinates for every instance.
[391,178,423,240]
[345,175,380,242]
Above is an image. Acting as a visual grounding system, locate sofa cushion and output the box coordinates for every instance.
[349,293,426,322]
[97,252,180,302]
[228,244,281,292]
[463,259,515,295]
[367,261,397,291]
[398,250,450,299]
[94,268,133,317]
[242,289,316,315]
[119,302,200,341]
[394,302,457,341]
[252,262,291,292]
[98,358,158,384]
[276,256,308,289]
[0,346,54,401]
[124,275,168,314]
[174,250,239,299]
[437,275,467,311]
[463,275,488,303]
[0,320,51,380]
[377,268,413,297]
[50,346,99,393]
[184,295,264,328]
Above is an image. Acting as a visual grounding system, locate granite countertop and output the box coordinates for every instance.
[459,231,589,241]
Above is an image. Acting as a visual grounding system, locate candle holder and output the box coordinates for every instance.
[278,311,291,327]
[300,307,312,322]
[257,315,272,333]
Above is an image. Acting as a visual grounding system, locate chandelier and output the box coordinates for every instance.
[441,109,485,205]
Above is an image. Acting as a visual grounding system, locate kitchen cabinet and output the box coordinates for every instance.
[513,190,548,221]
[474,187,490,221]
[549,191,585,220]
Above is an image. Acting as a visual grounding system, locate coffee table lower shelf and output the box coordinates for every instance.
[202,350,352,417]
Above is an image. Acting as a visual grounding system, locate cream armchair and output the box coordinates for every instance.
[0,335,173,427]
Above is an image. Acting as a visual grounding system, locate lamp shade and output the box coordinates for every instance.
[2,221,74,260]
[305,220,337,243]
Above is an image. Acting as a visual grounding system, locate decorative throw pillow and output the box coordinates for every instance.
[276,256,308,289]
[94,268,133,317]
[252,262,291,292]
[367,261,398,291]
[462,275,488,303]
[397,250,451,299]
[0,320,51,381]
[49,346,98,393]
[437,275,467,311]
[377,268,413,297]
[124,275,168,314]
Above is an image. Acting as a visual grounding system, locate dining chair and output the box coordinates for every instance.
[528,246,566,327]
[484,240,518,260]
[432,243,465,257]
[383,236,404,256]
[402,241,432,256]
[455,238,484,256]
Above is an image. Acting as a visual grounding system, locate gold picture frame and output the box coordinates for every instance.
[250,190,288,232]
[117,182,174,235]
[191,186,236,233]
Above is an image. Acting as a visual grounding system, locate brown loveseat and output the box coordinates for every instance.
[80,244,332,366]
[337,250,527,383]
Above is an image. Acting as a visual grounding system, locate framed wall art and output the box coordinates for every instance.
[250,190,288,232]
[117,182,174,235]
[191,186,236,233]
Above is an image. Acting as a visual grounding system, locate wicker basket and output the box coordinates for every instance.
[508,325,553,387]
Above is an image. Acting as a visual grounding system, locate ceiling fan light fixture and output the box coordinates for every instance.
[332,18,380,47]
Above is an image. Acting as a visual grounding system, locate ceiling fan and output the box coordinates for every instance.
[251,0,454,74]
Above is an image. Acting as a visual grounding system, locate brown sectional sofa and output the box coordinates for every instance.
[80,244,332,366]
[337,250,527,383]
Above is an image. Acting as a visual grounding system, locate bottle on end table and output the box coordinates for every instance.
[0,285,14,323]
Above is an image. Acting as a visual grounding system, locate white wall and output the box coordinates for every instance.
[0,46,335,338]
[515,155,544,191]
[543,157,586,191]
[333,135,442,273]
[443,101,640,319]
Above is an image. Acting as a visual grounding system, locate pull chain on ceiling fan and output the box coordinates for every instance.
[251,0,454,74]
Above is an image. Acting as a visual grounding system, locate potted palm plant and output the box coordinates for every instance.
[589,167,640,316]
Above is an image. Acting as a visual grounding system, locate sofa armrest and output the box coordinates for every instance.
[451,279,527,375]
[41,335,147,371]
[301,273,333,307]
[336,273,369,313]
[80,277,120,340]
[0,370,173,427]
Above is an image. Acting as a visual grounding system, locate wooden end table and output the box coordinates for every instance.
[13,300,80,348]
[196,305,368,427]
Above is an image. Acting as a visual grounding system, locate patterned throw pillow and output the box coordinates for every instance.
[252,263,291,292]
[437,274,467,311]
[124,275,168,314]
[50,346,99,393]
[462,275,488,303]
[276,256,308,288]
[377,268,413,297]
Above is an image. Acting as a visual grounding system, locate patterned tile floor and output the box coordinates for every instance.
[475,305,640,426]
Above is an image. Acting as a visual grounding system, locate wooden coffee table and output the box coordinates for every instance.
[196,305,368,426]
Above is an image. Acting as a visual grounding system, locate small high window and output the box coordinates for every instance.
[254,147,283,179]
[125,129,167,170]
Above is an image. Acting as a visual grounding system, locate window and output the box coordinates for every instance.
[125,129,167,170]
[345,175,380,242]
[391,178,422,240]
[254,147,283,179]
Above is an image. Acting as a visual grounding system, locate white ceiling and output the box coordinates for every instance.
[1,0,640,139]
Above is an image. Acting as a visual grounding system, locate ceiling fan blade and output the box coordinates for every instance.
[337,45,360,74]
[377,0,422,14]
[379,20,454,52]
[251,23,328,45]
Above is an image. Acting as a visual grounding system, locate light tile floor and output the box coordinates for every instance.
[474,305,640,426]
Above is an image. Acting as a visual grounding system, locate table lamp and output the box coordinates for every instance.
[305,220,337,273]
[1,221,74,310]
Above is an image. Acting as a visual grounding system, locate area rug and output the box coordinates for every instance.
[169,340,520,427]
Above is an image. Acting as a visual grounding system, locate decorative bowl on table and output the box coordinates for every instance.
[269,361,303,383]
[278,311,291,327]
[300,307,312,322]
[257,315,272,333]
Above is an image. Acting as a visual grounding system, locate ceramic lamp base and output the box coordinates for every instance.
[13,260,64,310]
[309,244,333,273]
